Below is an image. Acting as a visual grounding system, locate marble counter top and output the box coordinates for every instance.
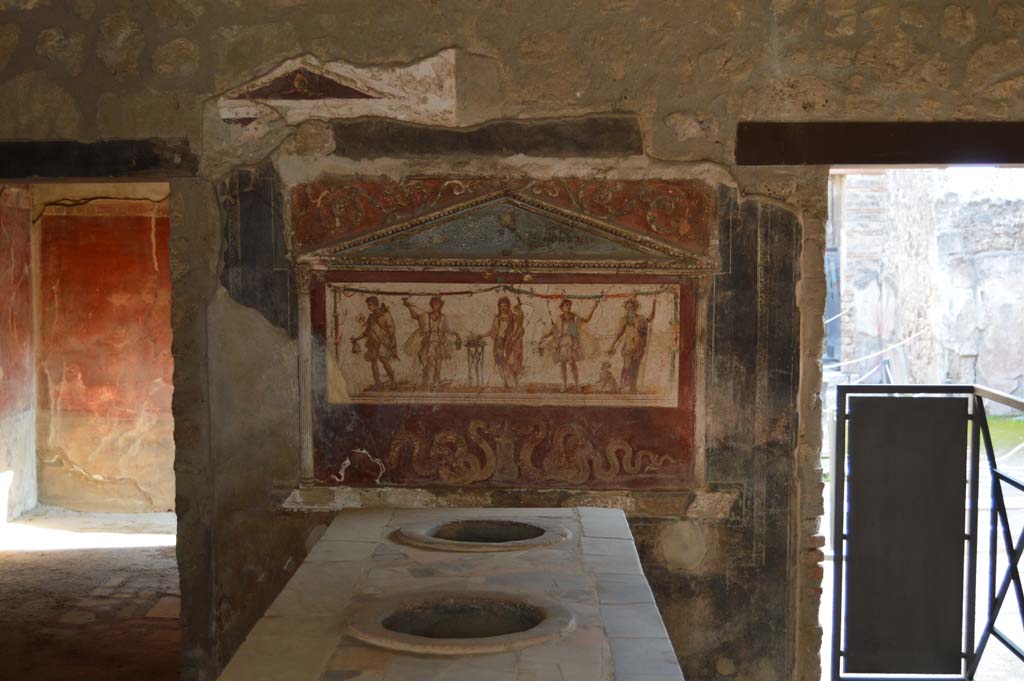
[218,507,683,681]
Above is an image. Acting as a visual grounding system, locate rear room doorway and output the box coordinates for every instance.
[0,182,179,681]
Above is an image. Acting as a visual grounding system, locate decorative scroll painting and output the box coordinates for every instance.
[325,282,680,408]
[291,177,714,255]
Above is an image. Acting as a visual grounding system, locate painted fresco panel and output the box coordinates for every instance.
[301,176,710,492]
[324,282,681,408]
[311,273,697,490]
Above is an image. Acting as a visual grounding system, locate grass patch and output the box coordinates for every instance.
[986,415,1024,456]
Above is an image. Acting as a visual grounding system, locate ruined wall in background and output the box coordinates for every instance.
[934,181,1024,407]
[884,172,942,383]
[836,169,1024,401]
[0,186,36,522]
[36,198,174,512]
[835,171,942,384]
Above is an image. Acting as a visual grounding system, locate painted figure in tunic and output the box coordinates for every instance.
[403,296,461,389]
[481,296,525,389]
[608,297,656,393]
[539,298,601,391]
[349,296,398,390]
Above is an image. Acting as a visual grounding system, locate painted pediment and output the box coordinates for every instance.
[218,51,456,127]
[239,68,377,101]
[298,194,714,274]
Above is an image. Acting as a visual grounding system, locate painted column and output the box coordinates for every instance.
[296,263,315,484]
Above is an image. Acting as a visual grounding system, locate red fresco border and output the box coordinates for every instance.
[290,176,714,255]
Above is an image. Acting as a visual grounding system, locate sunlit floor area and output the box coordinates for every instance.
[0,505,180,681]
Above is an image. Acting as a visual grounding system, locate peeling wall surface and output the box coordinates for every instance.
[6,1,1022,680]
[36,199,174,512]
[0,185,36,522]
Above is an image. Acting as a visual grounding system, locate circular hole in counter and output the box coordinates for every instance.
[431,520,546,544]
[383,595,545,638]
[347,590,576,655]
[393,517,572,552]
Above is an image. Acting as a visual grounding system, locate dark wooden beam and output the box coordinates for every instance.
[735,122,1024,166]
[0,138,198,179]
[332,116,643,159]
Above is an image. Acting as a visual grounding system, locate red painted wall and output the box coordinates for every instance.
[36,201,174,511]
[0,187,33,419]
[38,207,173,417]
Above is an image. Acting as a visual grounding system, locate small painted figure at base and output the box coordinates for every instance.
[539,298,600,391]
[403,296,461,389]
[608,297,656,393]
[596,361,619,392]
[350,296,398,390]
[481,296,525,389]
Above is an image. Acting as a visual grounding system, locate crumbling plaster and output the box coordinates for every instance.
[5,1,1019,679]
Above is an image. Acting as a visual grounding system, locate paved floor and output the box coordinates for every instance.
[0,505,180,681]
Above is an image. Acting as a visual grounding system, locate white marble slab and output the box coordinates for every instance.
[217,507,683,681]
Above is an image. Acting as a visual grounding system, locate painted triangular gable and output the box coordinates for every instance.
[298,194,713,275]
[218,52,457,127]
[240,68,377,101]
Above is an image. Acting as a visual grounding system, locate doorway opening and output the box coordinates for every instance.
[0,182,179,681]
[819,167,1024,681]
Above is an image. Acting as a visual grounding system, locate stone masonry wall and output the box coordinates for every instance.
[2,2,1023,680]
[884,171,943,384]
[835,171,942,384]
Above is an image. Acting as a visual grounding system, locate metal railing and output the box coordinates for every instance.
[831,384,1024,681]
[970,385,1024,676]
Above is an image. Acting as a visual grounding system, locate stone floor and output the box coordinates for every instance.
[0,505,180,681]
